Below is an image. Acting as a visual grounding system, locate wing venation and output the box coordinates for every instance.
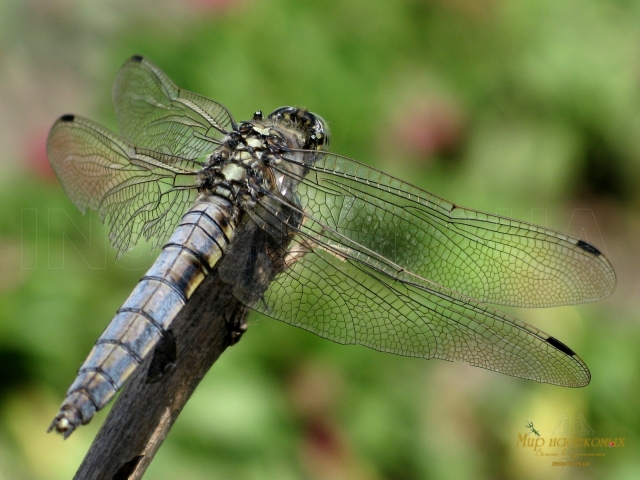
[46,115,199,254]
[112,55,234,160]
[276,151,616,307]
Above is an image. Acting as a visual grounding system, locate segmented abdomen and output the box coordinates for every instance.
[50,199,236,437]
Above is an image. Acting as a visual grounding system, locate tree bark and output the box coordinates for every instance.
[73,268,249,480]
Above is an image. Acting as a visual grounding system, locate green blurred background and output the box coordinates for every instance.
[0,0,638,478]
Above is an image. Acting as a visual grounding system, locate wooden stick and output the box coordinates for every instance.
[72,269,249,480]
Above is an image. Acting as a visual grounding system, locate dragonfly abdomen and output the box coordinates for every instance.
[49,198,237,437]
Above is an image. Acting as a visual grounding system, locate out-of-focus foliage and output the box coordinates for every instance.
[0,0,639,479]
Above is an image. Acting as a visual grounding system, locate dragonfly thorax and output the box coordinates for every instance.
[197,110,324,209]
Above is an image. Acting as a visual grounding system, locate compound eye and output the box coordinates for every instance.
[268,107,330,151]
[309,112,330,151]
[268,106,296,124]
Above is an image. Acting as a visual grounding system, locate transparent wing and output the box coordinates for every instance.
[223,204,590,387]
[112,55,234,160]
[46,114,199,254]
[273,151,615,308]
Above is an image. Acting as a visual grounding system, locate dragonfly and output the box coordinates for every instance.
[47,55,616,438]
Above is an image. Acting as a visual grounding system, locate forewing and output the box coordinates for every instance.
[276,152,616,308]
[112,55,234,160]
[46,115,199,254]
[251,231,590,387]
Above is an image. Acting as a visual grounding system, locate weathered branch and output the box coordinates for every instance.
[73,269,249,480]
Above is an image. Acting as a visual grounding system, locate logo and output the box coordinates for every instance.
[525,422,540,437]
[516,413,625,467]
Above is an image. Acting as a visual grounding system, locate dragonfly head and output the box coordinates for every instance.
[268,107,330,152]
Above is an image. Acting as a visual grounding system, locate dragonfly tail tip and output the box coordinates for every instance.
[48,410,82,439]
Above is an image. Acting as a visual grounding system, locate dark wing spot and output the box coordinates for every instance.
[576,239,602,256]
[60,114,75,122]
[131,54,144,62]
[546,336,576,356]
